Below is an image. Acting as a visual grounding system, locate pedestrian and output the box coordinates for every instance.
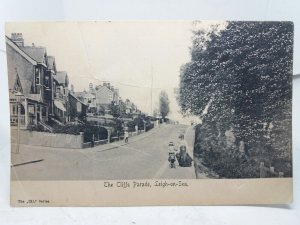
[177,134,192,167]
[178,134,187,159]
[124,130,129,143]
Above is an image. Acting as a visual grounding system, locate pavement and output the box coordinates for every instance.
[11,124,200,180]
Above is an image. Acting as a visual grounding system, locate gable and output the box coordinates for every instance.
[6,42,35,96]
[13,73,23,93]
[6,36,37,66]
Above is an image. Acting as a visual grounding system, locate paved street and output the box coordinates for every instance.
[11,124,197,180]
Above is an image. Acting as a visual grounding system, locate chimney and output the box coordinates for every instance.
[89,83,93,92]
[71,84,74,93]
[32,43,35,47]
[107,82,111,89]
[110,85,114,92]
[11,33,24,47]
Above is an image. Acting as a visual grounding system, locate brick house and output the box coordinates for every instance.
[6,34,50,129]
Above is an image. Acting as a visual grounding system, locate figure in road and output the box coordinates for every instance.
[168,141,176,168]
[124,129,129,143]
[124,130,129,143]
[176,134,192,167]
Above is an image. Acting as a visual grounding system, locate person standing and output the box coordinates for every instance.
[177,134,192,166]
[124,130,129,143]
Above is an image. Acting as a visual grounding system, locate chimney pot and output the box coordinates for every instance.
[11,32,24,47]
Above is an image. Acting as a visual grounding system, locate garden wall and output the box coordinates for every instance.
[12,129,84,149]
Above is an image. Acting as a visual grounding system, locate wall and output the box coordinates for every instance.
[11,129,83,149]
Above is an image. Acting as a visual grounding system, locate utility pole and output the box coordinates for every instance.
[150,64,153,116]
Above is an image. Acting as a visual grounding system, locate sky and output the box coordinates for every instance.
[6,21,207,123]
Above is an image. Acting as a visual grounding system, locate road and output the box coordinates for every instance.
[11,124,197,180]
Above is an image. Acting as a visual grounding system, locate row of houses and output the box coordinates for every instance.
[74,82,141,117]
[7,33,143,131]
[6,33,87,130]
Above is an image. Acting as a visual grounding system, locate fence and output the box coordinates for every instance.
[145,123,154,132]
[259,162,284,178]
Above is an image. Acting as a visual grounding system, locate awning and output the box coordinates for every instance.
[54,100,66,112]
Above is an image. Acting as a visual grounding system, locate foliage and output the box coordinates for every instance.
[49,123,108,142]
[108,101,121,118]
[179,21,293,178]
[159,90,170,119]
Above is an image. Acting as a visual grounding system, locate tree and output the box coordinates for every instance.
[118,99,126,117]
[98,105,106,116]
[159,90,170,119]
[108,101,120,118]
[179,21,293,178]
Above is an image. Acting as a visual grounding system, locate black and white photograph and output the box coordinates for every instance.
[6,21,293,205]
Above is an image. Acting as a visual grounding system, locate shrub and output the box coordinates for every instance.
[50,123,108,143]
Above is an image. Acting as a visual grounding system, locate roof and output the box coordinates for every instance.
[47,56,55,71]
[95,85,114,94]
[54,71,68,85]
[20,46,46,64]
[69,92,87,106]
[74,92,85,100]
[84,93,96,99]
[5,36,37,66]
[27,94,43,102]
[6,39,36,97]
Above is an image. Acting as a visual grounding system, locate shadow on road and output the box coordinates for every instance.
[11,159,44,167]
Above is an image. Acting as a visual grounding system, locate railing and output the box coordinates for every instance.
[42,116,47,122]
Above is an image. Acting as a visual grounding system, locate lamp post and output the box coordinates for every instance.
[15,91,23,154]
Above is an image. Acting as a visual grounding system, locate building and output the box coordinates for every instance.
[94,82,119,114]
[6,33,50,129]
[94,82,119,105]
[68,92,88,123]
[6,32,85,130]
[52,71,70,123]
[75,82,119,115]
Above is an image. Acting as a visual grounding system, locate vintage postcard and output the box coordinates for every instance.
[6,21,293,206]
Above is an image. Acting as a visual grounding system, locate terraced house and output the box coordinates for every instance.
[6,33,51,130]
[6,33,87,130]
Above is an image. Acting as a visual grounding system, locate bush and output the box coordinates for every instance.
[126,121,136,132]
[194,123,291,178]
[50,123,108,143]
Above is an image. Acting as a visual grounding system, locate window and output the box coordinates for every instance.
[35,67,40,84]
[11,104,17,115]
[45,76,49,87]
